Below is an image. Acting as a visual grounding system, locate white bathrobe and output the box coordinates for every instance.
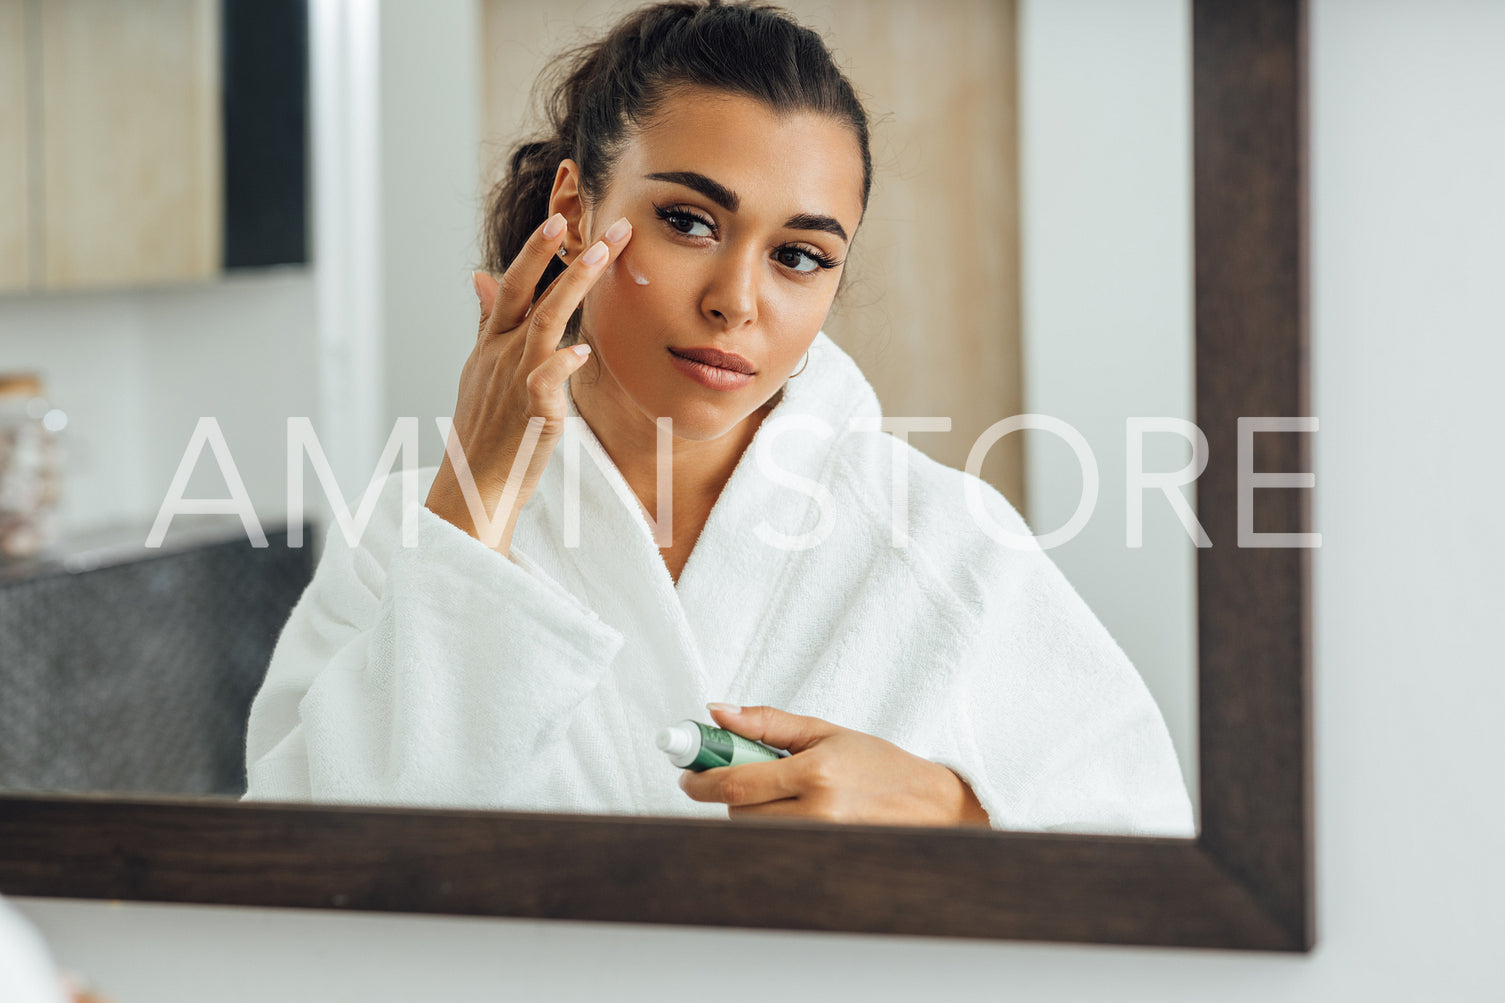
[243,331,1195,837]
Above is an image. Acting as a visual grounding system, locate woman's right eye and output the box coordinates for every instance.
[653,203,714,238]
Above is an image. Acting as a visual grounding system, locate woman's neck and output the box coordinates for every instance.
[571,382,774,542]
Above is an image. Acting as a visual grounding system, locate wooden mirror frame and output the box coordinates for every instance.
[0,0,1313,951]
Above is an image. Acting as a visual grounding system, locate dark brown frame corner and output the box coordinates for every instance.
[0,0,1312,951]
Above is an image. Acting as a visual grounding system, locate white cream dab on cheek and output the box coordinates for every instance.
[624,260,650,286]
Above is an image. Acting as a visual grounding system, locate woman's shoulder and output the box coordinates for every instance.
[825,426,1041,616]
[312,463,441,570]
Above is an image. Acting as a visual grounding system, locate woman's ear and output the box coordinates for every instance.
[547,159,591,259]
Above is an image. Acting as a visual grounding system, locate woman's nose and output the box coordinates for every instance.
[701,248,760,329]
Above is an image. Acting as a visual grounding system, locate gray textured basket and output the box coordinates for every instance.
[0,524,313,797]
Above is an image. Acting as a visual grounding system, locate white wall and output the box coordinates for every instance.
[1018,0,1198,812]
[11,0,1505,999]
[303,0,482,502]
[376,0,482,471]
[0,269,317,535]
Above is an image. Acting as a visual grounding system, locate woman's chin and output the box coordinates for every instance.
[649,393,765,443]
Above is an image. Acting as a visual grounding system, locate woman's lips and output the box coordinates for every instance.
[668,347,756,391]
[669,346,754,373]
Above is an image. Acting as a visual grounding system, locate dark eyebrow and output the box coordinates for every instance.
[782,212,849,243]
[643,171,849,244]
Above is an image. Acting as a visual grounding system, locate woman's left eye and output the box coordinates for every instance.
[775,246,828,274]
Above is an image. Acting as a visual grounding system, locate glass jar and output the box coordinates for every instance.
[0,372,67,561]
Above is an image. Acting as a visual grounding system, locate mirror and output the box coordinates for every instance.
[0,0,1312,951]
[3,0,1197,827]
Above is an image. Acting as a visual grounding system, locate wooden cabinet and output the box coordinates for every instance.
[0,0,222,293]
[0,0,29,292]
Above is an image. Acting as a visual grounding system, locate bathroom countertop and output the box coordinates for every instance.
[0,516,296,584]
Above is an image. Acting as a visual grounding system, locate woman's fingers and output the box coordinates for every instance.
[526,344,593,407]
[472,271,500,340]
[706,703,837,755]
[489,213,571,334]
[523,217,632,360]
[726,799,808,819]
[678,757,803,807]
[526,268,568,320]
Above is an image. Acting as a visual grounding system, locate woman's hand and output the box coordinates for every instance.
[678,704,992,827]
[425,212,633,554]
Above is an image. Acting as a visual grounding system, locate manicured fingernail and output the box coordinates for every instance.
[470,271,484,303]
[572,344,591,357]
[678,772,691,789]
[581,241,608,266]
[543,213,566,239]
[604,217,632,243]
[707,702,741,715]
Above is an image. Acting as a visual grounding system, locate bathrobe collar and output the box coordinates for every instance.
[517,330,882,704]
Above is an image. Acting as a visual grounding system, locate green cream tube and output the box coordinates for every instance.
[656,719,791,771]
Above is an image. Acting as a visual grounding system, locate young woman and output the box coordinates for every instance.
[244,0,1194,836]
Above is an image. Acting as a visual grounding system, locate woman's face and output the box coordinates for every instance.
[553,86,866,444]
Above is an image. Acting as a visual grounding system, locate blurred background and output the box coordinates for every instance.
[0,0,1195,814]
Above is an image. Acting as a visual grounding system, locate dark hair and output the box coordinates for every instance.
[482,0,874,345]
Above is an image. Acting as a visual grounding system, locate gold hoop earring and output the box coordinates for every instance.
[791,351,809,378]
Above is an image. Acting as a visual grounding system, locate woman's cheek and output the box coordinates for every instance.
[600,247,651,292]
[582,256,645,328]
[622,256,651,286]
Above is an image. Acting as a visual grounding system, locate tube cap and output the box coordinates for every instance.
[655,722,697,768]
